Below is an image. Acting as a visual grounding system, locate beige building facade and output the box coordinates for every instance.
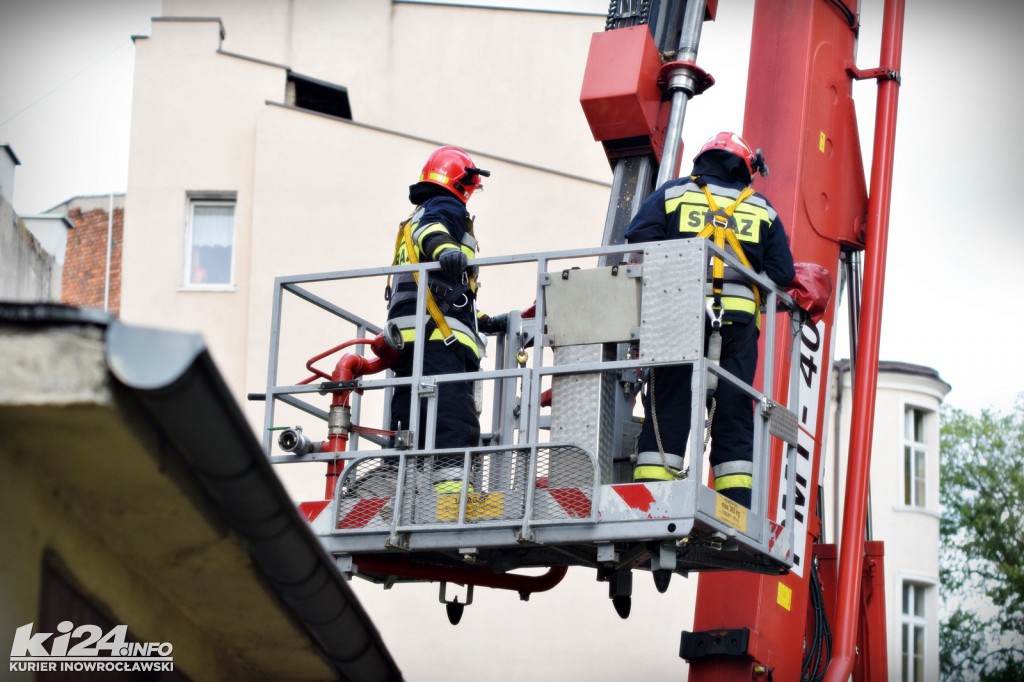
[120,2,948,680]
[121,4,612,433]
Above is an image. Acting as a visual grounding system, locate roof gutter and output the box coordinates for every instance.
[104,318,402,681]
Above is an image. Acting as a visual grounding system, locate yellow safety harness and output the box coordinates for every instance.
[389,218,477,346]
[693,178,761,326]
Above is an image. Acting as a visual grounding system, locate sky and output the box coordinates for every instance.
[2,0,1023,418]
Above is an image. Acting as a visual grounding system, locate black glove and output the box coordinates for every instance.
[478,313,508,334]
[438,250,468,279]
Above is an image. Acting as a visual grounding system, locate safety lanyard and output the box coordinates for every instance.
[693,178,761,326]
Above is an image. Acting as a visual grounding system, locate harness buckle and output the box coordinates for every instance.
[705,208,732,229]
[443,333,459,347]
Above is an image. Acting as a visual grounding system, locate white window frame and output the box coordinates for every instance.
[900,581,928,682]
[182,194,236,291]
[901,404,930,508]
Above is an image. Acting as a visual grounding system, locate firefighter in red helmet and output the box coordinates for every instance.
[386,146,506,494]
[624,132,795,508]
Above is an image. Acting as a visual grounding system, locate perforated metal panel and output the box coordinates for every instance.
[639,240,706,363]
[766,400,799,446]
[550,344,615,480]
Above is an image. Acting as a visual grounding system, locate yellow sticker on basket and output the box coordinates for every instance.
[819,131,827,153]
[436,492,505,521]
[715,495,748,533]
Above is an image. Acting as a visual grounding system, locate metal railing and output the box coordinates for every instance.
[260,239,804,574]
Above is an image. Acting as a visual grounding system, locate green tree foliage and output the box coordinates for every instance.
[940,401,1024,681]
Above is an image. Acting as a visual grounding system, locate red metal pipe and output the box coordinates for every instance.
[321,333,402,498]
[336,334,401,381]
[825,1,904,679]
[353,555,569,594]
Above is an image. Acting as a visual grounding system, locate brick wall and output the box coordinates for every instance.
[61,205,123,316]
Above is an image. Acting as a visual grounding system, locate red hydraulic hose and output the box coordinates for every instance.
[825,1,905,680]
[353,555,568,595]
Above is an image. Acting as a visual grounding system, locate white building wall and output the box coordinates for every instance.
[162,0,610,180]
[123,18,289,391]
[123,8,614,405]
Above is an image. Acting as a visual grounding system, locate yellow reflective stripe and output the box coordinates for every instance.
[399,328,481,358]
[714,473,753,491]
[430,243,458,260]
[416,223,451,251]
[700,184,755,216]
[671,195,768,239]
[423,171,451,186]
[671,186,770,219]
[710,296,757,315]
[434,480,472,494]
[429,243,475,262]
[633,465,679,481]
[665,195,690,214]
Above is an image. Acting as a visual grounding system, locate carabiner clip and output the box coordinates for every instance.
[705,298,724,330]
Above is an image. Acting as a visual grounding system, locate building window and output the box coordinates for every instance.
[286,72,351,120]
[903,407,928,507]
[901,582,927,682]
[185,198,235,288]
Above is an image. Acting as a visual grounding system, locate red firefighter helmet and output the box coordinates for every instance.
[696,131,769,177]
[417,146,490,203]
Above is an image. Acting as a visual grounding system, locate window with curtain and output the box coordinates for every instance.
[903,407,928,507]
[901,582,927,682]
[185,199,235,287]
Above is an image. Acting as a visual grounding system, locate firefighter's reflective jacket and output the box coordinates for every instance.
[624,174,795,322]
[387,193,484,356]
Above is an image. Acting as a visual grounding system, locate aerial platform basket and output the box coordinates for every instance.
[260,239,805,603]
